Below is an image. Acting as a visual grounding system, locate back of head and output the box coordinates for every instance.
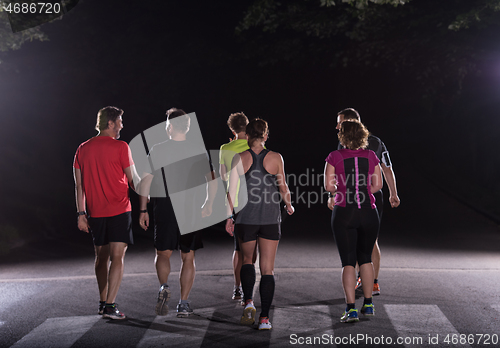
[246,118,268,147]
[227,112,249,134]
[338,120,369,150]
[95,106,123,131]
[338,108,361,122]
[166,107,190,134]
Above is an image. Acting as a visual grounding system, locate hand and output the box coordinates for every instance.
[225,218,234,236]
[201,202,213,217]
[285,204,295,215]
[389,195,400,208]
[139,212,149,230]
[77,215,90,233]
[327,197,335,210]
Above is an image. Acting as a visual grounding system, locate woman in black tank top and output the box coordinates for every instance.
[225,118,294,330]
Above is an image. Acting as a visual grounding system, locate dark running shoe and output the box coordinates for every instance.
[103,303,126,320]
[176,302,194,318]
[361,303,375,316]
[98,301,106,315]
[232,286,243,300]
[340,308,359,323]
[155,284,171,316]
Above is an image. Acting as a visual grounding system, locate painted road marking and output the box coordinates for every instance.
[385,304,471,347]
[9,315,100,348]
[137,308,215,348]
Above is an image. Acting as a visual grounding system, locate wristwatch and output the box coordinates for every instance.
[77,211,86,216]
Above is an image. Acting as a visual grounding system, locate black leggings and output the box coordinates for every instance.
[331,205,380,268]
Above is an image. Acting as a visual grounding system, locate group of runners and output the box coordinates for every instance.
[73,106,399,329]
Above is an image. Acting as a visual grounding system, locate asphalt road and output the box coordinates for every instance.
[1,165,500,348]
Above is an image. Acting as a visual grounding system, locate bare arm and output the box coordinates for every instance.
[371,164,383,194]
[225,155,244,235]
[138,173,153,230]
[275,153,294,215]
[324,162,337,211]
[201,169,217,217]
[124,164,141,192]
[381,163,400,208]
[73,168,90,233]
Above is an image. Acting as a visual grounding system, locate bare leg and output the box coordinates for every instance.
[233,250,242,286]
[155,249,173,285]
[179,250,195,301]
[94,245,110,302]
[359,262,374,300]
[240,240,258,265]
[342,265,357,304]
[372,239,381,280]
[106,242,128,304]
[257,237,279,276]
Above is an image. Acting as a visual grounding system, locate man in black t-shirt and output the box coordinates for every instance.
[138,108,216,318]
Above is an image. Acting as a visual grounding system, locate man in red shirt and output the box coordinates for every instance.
[73,106,136,320]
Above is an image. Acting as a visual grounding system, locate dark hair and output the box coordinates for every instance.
[338,108,360,122]
[338,120,369,150]
[166,107,190,133]
[227,112,249,133]
[95,106,123,131]
[246,118,268,147]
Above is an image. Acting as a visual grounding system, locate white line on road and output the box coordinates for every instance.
[385,304,471,347]
[137,308,215,348]
[271,305,334,346]
[9,315,101,348]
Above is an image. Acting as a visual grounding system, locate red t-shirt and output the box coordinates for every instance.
[73,136,134,217]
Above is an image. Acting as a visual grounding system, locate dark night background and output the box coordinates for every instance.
[0,0,499,252]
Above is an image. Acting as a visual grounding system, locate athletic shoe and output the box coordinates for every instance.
[98,301,106,315]
[340,308,359,323]
[361,303,375,316]
[240,300,256,325]
[258,317,272,330]
[176,302,194,317]
[372,283,381,296]
[155,284,171,316]
[103,304,126,320]
[232,286,243,300]
[355,277,362,291]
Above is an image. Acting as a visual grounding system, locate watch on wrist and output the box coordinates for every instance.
[139,210,148,213]
[77,211,86,216]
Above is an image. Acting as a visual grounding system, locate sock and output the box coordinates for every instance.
[179,299,189,305]
[259,275,275,318]
[374,279,378,284]
[364,297,373,305]
[99,301,106,305]
[105,302,115,307]
[346,303,355,311]
[240,264,255,302]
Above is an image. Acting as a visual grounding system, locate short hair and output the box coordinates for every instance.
[246,118,269,147]
[227,112,249,133]
[338,108,361,122]
[166,107,190,133]
[338,120,369,150]
[95,106,123,131]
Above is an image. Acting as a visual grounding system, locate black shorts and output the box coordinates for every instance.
[234,224,281,243]
[153,197,203,253]
[88,211,133,246]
